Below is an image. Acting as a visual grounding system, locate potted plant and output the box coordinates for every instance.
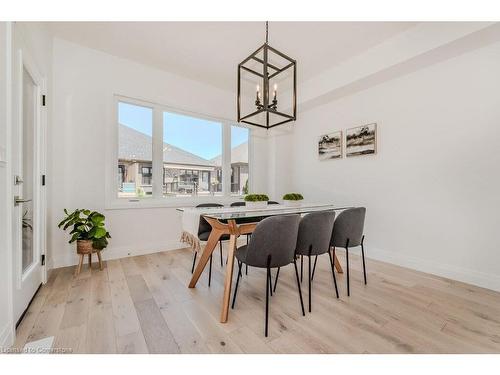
[244,194,269,209]
[282,193,304,207]
[58,209,111,255]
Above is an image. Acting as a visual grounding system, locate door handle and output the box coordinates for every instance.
[14,196,32,206]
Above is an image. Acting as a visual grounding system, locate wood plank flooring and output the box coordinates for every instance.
[13,246,500,353]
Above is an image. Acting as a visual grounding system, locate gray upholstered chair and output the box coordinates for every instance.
[230,201,246,207]
[195,203,229,287]
[330,207,367,296]
[274,211,338,312]
[231,214,304,337]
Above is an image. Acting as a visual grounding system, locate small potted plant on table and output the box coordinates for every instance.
[282,193,304,207]
[58,209,111,276]
[244,194,269,209]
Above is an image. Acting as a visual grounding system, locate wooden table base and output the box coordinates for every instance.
[188,216,345,323]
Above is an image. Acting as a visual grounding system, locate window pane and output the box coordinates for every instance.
[163,112,222,197]
[118,102,153,198]
[231,126,249,195]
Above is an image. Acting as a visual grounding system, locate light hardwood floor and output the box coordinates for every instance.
[13,246,500,353]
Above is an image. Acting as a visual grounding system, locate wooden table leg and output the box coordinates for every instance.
[334,254,344,274]
[220,230,237,323]
[88,253,92,269]
[189,227,223,288]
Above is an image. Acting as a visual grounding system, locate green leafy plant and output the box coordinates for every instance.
[244,194,269,202]
[22,210,32,230]
[58,209,111,250]
[136,187,146,197]
[282,193,304,201]
[242,179,249,195]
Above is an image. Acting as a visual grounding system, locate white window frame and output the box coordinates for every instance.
[106,94,253,209]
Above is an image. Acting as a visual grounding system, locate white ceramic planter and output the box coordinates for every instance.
[283,200,302,207]
[246,201,268,209]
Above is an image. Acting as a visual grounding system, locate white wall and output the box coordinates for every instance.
[0,21,13,347]
[271,41,500,291]
[49,38,269,268]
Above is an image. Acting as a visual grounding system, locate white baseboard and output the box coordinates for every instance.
[0,322,14,348]
[50,240,185,269]
[366,247,500,292]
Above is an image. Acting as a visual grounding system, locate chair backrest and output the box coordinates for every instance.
[330,207,366,248]
[268,201,280,205]
[230,202,246,207]
[295,210,336,256]
[196,203,223,236]
[245,214,301,268]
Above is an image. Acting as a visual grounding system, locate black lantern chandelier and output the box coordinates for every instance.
[237,22,297,129]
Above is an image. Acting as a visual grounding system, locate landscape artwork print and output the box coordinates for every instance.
[318,131,342,160]
[345,123,377,157]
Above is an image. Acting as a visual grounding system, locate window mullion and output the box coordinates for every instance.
[222,123,231,196]
[152,106,163,199]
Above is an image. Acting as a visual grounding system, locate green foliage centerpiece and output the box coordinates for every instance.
[282,192,304,207]
[244,194,269,209]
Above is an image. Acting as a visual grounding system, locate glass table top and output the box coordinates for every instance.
[177,203,352,220]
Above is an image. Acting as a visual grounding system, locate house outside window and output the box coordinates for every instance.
[114,96,251,205]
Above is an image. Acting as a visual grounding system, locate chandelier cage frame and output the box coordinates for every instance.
[237,27,297,129]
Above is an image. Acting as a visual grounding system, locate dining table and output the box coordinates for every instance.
[178,203,351,323]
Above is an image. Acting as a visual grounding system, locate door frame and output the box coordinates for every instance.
[11,45,47,323]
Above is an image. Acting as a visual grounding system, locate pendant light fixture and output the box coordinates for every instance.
[237,21,297,129]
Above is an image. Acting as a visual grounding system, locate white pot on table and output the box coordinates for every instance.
[246,201,268,209]
[283,200,302,207]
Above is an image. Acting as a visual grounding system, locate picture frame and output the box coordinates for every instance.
[318,131,343,160]
[345,123,377,157]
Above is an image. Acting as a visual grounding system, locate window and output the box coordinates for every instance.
[163,111,222,197]
[231,126,249,195]
[141,164,153,186]
[117,102,153,198]
[114,97,251,205]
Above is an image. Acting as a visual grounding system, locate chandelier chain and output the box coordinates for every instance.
[265,21,268,44]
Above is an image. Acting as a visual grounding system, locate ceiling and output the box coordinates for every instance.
[47,22,417,91]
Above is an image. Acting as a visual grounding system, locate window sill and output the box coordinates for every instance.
[105,196,245,210]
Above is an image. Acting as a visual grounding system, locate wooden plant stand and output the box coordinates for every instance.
[74,240,104,276]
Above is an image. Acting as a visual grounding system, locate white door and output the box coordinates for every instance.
[12,49,46,324]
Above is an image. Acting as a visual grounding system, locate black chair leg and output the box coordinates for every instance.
[208,254,213,287]
[191,252,197,274]
[231,261,242,309]
[328,249,340,298]
[308,246,312,313]
[300,255,303,283]
[361,235,367,285]
[293,259,305,316]
[245,264,248,275]
[268,270,273,297]
[273,267,280,293]
[345,239,350,296]
[219,241,224,267]
[311,255,318,280]
[265,262,271,337]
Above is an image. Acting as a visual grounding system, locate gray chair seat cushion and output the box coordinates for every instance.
[295,210,336,256]
[235,245,249,264]
[235,215,301,268]
[330,207,366,248]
